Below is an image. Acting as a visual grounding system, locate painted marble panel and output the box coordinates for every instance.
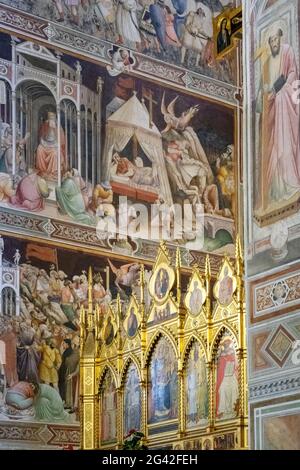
[254,399,300,449]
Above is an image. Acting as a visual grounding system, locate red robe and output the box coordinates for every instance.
[36,121,66,179]
[266,44,300,198]
[215,353,238,418]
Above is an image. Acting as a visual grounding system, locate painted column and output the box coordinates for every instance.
[11,38,17,177]
[85,108,88,183]
[76,61,82,175]
[57,53,62,186]
[96,77,103,183]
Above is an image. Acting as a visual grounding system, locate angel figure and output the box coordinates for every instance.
[107,259,140,290]
[161,92,200,134]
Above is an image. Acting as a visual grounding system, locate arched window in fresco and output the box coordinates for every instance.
[185,341,209,429]
[123,363,141,436]
[1,287,16,317]
[215,332,239,422]
[100,369,117,444]
[147,336,178,424]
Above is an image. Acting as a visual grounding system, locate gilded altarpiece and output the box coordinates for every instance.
[80,241,247,450]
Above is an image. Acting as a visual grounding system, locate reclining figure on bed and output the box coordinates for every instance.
[111,153,159,188]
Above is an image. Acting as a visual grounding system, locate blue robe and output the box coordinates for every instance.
[149,3,167,50]
[171,0,187,39]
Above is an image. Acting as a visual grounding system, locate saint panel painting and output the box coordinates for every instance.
[215,335,239,421]
[148,337,178,424]
[185,342,208,428]
[124,364,141,436]
[101,369,117,443]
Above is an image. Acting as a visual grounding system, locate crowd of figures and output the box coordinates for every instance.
[0,261,112,423]
[5,0,237,81]
[0,91,235,252]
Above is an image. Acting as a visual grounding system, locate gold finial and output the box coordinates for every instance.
[205,254,211,280]
[235,235,243,276]
[116,293,122,316]
[140,264,145,285]
[88,266,93,313]
[175,246,181,305]
[175,246,181,269]
[235,234,243,259]
[80,304,86,327]
[116,294,122,331]
[95,304,100,341]
[140,264,145,305]
[80,304,86,343]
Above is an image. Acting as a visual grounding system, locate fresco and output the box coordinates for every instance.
[185,342,208,428]
[0,32,236,256]
[124,363,141,435]
[245,0,300,275]
[0,234,138,430]
[1,0,241,84]
[101,369,117,443]
[148,336,177,423]
[215,334,239,421]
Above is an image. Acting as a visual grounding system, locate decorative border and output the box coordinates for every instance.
[0,3,238,106]
[0,207,229,275]
[0,421,79,448]
[249,374,300,401]
[249,263,300,323]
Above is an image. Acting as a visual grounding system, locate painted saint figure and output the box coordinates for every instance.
[186,343,208,428]
[127,307,138,338]
[217,18,231,54]
[216,338,239,420]
[102,371,117,442]
[154,268,169,299]
[189,281,203,315]
[256,27,300,210]
[148,338,177,423]
[35,112,66,180]
[104,316,114,346]
[217,267,233,306]
[124,364,141,435]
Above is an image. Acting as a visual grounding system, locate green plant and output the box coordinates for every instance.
[122,430,148,450]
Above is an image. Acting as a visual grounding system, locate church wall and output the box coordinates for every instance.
[244,0,300,450]
[0,0,243,449]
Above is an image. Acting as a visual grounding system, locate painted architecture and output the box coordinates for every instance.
[0,0,298,450]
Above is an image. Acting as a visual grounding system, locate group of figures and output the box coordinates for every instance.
[6,0,238,82]
[100,333,239,443]
[0,249,112,424]
[0,110,113,226]
[0,67,235,252]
